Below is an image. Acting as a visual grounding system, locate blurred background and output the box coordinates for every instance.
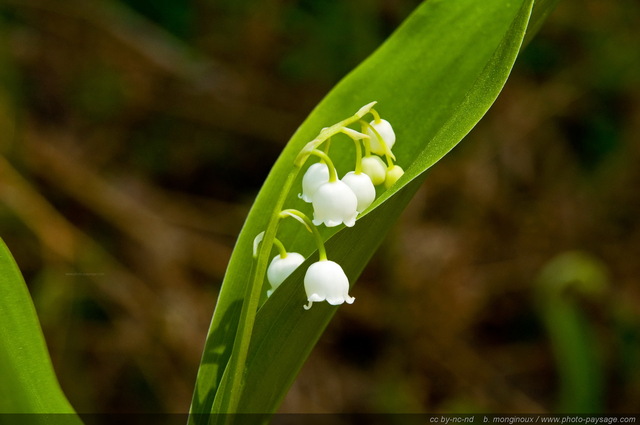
[1,0,639,416]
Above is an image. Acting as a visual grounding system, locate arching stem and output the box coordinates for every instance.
[273,238,288,258]
[308,149,338,182]
[339,128,365,175]
[370,108,382,123]
[354,138,363,174]
[280,209,327,261]
[323,137,331,155]
[294,101,377,167]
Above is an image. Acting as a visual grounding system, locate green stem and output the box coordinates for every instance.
[294,101,377,167]
[360,122,373,157]
[339,128,364,174]
[370,108,381,123]
[354,139,363,174]
[385,155,395,169]
[359,120,395,164]
[253,232,287,258]
[280,209,327,261]
[273,238,287,258]
[216,169,299,416]
[309,149,338,182]
[323,137,331,155]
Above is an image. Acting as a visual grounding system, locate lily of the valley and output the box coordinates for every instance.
[266,252,305,297]
[299,162,329,203]
[342,171,375,213]
[311,180,358,227]
[384,164,405,189]
[303,260,354,310]
[253,103,401,311]
[365,118,396,156]
[304,149,359,227]
[361,155,387,186]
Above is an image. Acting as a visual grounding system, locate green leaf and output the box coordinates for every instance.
[190,0,549,419]
[0,238,82,422]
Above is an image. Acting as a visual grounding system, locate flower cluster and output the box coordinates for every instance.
[254,102,404,309]
[298,116,404,227]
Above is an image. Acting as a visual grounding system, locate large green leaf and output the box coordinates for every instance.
[0,238,81,423]
[190,0,547,419]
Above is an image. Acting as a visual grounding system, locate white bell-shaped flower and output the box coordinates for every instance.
[365,119,396,156]
[360,155,387,186]
[266,252,305,297]
[384,165,404,189]
[303,260,354,310]
[341,171,375,213]
[311,180,358,227]
[299,162,329,203]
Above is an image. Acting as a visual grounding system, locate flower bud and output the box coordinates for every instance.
[299,162,329,203]
[361,155,387,186]
[365,119,396,156]
[266,252,305,297]
[311,180,358,227]
[384,165,404,189]
[342,171,375,213]
[303,260,354,310]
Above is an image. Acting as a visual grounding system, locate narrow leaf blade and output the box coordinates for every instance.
[0,238,81,422]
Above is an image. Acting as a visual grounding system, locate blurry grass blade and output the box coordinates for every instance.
[524,0,562,46]
[0,238,82,421]
[189,0,547,419]
[535,252,609,413]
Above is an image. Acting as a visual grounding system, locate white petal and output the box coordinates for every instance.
[299,163,329,203]
[307,293,325,302]
[326,294,355,305]
[311,180,358,227]
[342,171,376,213]
[365,119,396,156]
[303,260,354,309]
[342,216,356,228]
[266,252,305,295]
